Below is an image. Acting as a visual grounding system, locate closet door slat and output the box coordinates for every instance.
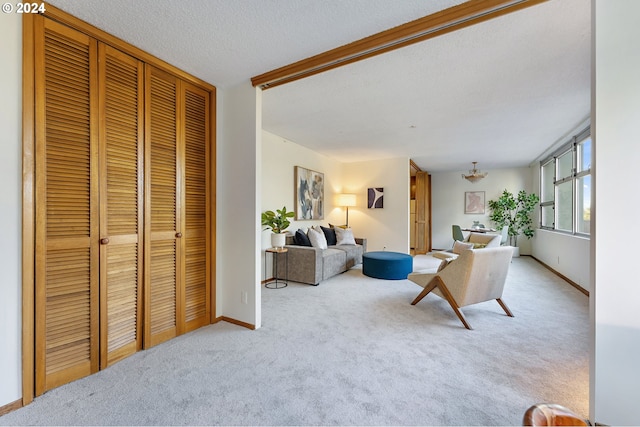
[34,16,99,395]
[99,44,144,368]
[144,66,181,347]
[182,83,210,331]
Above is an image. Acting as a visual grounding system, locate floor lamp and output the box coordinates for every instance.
[336,194,356,227]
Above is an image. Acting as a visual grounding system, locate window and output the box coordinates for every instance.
[539,128,591,236]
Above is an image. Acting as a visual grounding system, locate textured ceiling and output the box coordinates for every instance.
[47,0,590,173]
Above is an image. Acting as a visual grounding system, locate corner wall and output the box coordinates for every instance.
[342,157,410,252]
[0,12,23,407]
[261,131,411,263]
[592,1,640,424]
[218,83,262,328]
[261,130,345,278]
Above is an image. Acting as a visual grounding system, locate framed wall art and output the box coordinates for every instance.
[295,166,324,220]
[464,191,485,214]
[367,187,384,209]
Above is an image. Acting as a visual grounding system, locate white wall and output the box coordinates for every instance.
[261,130,345,277]
[592,1,640,424]
[531,230,591,290]
[261,130,346,234]
[343,157,410,252]
[261,131,410,261]
[431,167,533,251]
[218,83,262,328]
[0,12,23,408]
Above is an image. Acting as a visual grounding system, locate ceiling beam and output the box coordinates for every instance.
[251,0,546,89]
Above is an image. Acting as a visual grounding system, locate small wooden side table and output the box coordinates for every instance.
[265,247,288,289]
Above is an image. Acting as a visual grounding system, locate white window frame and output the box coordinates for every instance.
[539,127,591,237]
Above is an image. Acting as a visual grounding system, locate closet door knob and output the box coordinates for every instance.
[100,238,109,245]
[175,232,182,238]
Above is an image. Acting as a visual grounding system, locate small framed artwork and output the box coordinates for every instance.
[368,187,383,209]
[464,191,485,214]
[295,166,324,220]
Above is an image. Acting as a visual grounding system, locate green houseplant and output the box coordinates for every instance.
[488,189,540,248]
[261,206,295,248]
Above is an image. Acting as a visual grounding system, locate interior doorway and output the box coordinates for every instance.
[410,161,431,255]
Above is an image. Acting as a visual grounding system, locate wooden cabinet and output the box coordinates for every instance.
[32,14,213,394]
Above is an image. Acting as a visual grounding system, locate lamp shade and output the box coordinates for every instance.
[336,193,356,207]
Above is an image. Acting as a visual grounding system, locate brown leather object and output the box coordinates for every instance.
[523,403,589,426]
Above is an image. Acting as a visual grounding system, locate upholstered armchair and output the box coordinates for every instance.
[407,246,514,329]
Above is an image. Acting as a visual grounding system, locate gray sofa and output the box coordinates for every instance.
[274,234,367,285]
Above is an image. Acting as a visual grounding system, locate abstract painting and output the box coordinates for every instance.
[464,191,485,214]
[295,166,324,220]
[367,187,384,209]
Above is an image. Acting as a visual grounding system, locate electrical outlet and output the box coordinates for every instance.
[241,291,248,304]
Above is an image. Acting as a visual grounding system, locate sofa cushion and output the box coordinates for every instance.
[308,227,328,249]
[294,229,312,247]
[320,225,337,246]
[335,227,356,245]
[333,243,364,268]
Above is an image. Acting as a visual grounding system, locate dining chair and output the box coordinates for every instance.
[452,225,465,242]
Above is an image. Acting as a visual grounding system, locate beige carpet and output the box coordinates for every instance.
[0,256,589,425]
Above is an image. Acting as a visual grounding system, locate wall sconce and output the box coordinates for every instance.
[336,194,356,227]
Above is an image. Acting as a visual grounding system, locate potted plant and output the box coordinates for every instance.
[487,189,540,256]
[261,206,295,249]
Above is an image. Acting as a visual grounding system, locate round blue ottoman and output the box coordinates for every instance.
[362,251,413,280]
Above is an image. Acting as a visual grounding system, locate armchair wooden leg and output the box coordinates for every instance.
[412,276,472,329]
[411,277,438,305]
[435,277,472,330]
[496,298,514,317]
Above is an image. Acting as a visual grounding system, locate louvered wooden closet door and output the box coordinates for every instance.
[34,17,99,394]
[98,44,144,367]
[182,83,211,332]
[144,66,182,347]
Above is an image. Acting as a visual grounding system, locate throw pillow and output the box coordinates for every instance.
[295,229,312,247]
[334,227,356,245]
[320,225,337,246]
[471,242,488,249]
[452,240,474,255]
[307,227,328,249]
